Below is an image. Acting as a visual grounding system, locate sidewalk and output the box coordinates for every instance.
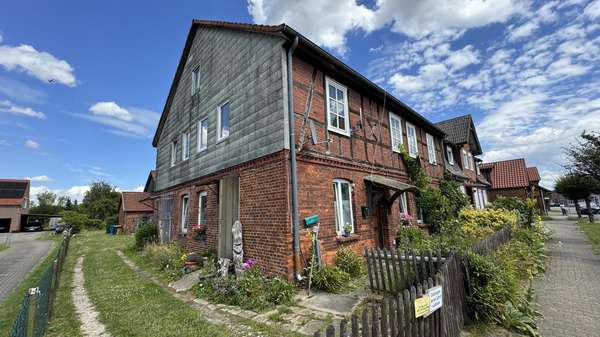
[533,218,600,337]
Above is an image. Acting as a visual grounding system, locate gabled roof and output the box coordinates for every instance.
[526,167,541,183]
[120,192,153,213]
[152,20,445,147]
[479,159,532,189]
[0,179,29,206]
[144,170,156,193]
[434,115,482,155]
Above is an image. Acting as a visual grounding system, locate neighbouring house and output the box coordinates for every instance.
[435,115,491,209]
[144,170,156,194]
[150,20,447,279]
[0,179,30,232]
[118,192,154,233]
[479,159,547,215]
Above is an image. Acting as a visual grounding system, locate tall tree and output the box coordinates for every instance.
[555,174,600,223]
[30,191,62,215]
[81,181,120,222]
[567,132,600,181]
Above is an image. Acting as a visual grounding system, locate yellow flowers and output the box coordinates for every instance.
[459,208,518,239]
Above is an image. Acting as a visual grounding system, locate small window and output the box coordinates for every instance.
[476,162,481,175]
[426,133,436,164]
[462,149,469,169]
[197,118,208,152]
[325,77,350,136]
[399,192,409,215]
[333,179,354,235]
[181,195,189,233]
[446,146,454,165]
[469,153,475,171]
[217,102,230,141]
[389,112,403,152]
[182,132,190,161]
[170,140,177,167]
[191,66,200,95]
[406,122,418,157]
[197,191,207,225]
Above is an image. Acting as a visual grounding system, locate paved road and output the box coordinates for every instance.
[534,218,600,337]
[0,232,52,302]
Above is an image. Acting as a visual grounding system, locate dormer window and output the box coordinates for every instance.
[446,146,454,165]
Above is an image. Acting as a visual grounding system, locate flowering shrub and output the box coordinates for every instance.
[242,258,256,270]
[459,208,518,239]
[400,212,413,226]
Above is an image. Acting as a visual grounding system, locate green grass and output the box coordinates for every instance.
[0,238,56,337]
[0,243,8,252]
[579,219,600,254]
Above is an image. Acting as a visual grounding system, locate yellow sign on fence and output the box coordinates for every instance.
[414,295,430,318]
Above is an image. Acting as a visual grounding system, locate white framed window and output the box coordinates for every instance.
[459,185,466,194]
[333,179,354,235]
[197,118,208,152]
[170,140,177,167]
[191,66,200,95]
[325,77,350,136]
[462,149,469,169]
[217,102,230,141]
[389,112,403,152]
[181,195,189,233]
[476,162,481,175]
[182,132,190,161]
[197,191,207,225]
[406,122,418,157]
[426,133,436,164]
[446,146,454,165]
[469,152,475,171]
[399,192,409,215]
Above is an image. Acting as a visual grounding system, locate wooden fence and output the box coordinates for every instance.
[364,247,446,295]
[316,224,513,337]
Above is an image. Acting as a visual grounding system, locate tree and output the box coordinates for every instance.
[567,132,600,181]
[30,191,62,215]
[81,181,120,223]
[555,174,600,223]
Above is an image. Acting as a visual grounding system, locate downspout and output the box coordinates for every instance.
[286,36,301,281]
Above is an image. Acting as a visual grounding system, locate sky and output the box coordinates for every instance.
[0,0,599,202]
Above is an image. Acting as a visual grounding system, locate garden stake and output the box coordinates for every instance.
[306,223,320,297]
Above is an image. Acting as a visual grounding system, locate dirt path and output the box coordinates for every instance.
[534,219,600,337]
[72,256,111,337]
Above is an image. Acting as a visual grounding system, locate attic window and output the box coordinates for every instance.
[446,146,454,165]
[170,140,177,167]
[217,102,230,141]
[191,66,200,95]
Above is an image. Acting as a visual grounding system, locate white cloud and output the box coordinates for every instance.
[132,185,144,192]
[0,100,45,119]
[0,41,76,86]
[30,185,90,203]
[584,0,600,18]
[25,139,39,149]
[248,0,525,53]
[89,101,133,121]
[74,103,160,138]
[508,21,539,41]
[25,175,53,182]
[445,45,480,70]
[546,57,590,78]
[0,76,46,103]
[0,139,8,146]
[388,73,425,93]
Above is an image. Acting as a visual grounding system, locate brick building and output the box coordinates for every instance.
[434,115,491,209]
[149,20,464,279]
[118,192,154,233]
[0,179,30,232]
[479,159,547,215]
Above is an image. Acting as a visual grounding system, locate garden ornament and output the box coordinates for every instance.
[232,220,244,274]
[217,258,231,278]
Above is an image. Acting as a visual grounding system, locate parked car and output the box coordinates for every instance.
[53,223,65,234]
[580,207,600,215]
[22,220,43,232]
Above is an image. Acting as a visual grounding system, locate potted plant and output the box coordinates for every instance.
[342,225,353,237]
[184,253,200,269]
[400,212,413,227]
[190,224,207,241]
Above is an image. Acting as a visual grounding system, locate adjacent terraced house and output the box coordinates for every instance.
[150,20,464,279]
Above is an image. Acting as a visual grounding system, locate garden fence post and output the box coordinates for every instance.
[26,287,39,337]
[48,260,59,320]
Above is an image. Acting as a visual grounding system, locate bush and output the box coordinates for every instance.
[492,197,537,226]
[135,222,158,250]
[459,208,518,239]
[140,243,185,273]
[395,226,432,250]
[311,266,350,293]
[334,246,365,278]
[61,210,89,233]
[194,266,296,311]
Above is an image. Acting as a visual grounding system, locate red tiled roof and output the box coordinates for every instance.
[0,179,29,206]
[121,192,153,213]
[527,167,541,182]
[479,159,530,189]
[0,198,24,206]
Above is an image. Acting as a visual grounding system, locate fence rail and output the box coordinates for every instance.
[472,225,512,254]
[9,230,72,337]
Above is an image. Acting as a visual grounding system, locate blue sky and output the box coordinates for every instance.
[1,0,599,201]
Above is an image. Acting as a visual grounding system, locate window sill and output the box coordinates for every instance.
[336,234,360,243]
[327,126,350,137]
[216,136,229,144]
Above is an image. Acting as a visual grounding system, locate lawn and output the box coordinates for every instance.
[0,237,57,337]
[0,243,7,252]
[47,231,305,337]
[578,219,600,254]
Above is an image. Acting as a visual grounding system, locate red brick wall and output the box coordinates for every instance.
[487,186,546,214]
[119,210,152,233]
